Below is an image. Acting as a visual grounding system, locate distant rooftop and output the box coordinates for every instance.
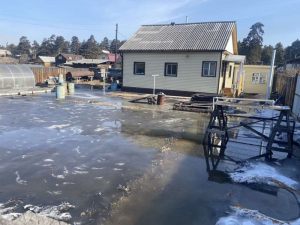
[119,21,236,52]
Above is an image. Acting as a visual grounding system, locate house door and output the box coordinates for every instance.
[221,62,227,89]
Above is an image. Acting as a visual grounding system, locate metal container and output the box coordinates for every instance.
[68,83,75,94]
[110,82,117,91]
[56,85,65,99]
[58,74,64,84]
[157,94,165,105]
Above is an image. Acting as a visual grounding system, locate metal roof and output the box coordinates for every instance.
[67,59,108,65]
[119,21,236,52]
[38,56,55,63]
[0,49,12,55]
[224,55,245,63]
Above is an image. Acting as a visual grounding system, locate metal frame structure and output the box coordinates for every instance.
[204,97,295,162]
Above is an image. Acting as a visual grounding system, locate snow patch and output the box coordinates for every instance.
[216,206,300,225]
[24,202,75,222]
[229,162,297,188]
[48,124,70,129]
[15,171,27,185]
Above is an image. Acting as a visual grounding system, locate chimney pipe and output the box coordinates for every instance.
[186,16,188,23]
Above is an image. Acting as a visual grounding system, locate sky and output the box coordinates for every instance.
[0,0,299,48]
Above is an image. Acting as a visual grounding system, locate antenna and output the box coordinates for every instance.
[186,16,188,23]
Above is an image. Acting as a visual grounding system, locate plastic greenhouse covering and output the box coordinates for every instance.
[0,65,35,89]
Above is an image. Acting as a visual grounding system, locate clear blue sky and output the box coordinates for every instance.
[0,0,299,48]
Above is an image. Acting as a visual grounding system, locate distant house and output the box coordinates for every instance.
[119,21,245,96]
[233,65,273,95]
[0,49,12,57]
[98,50,121,68]
[55,54,84,66]
[36,56,55,67]
[285,57,300,70]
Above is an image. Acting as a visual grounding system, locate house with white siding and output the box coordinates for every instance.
[119,21,245,96]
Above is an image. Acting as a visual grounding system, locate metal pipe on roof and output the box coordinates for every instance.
[266,49,276,100]
[186,16,188,23]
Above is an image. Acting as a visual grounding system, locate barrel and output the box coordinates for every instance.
[68,83,75,94]
[111,82,117,91]
[56,85,65,99]
[157,94,165,105]
[58,74,64,84]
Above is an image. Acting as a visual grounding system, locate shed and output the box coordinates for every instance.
[0,65,35,89]
[36,56,55,67]
[0,49,12,57]
[234,64,273,95]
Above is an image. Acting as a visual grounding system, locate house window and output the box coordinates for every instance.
[252,73,260,84]
[252,73,267,84]
[134,62,145,75]
[259,73,267,84]
[101,56,106,60]
[165,63,178,77]
[202,61,217,77]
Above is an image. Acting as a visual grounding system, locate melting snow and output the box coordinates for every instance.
[15,171,27,185]
[48,124,70,129]
[229,162,297,189]
[216,206,300,225]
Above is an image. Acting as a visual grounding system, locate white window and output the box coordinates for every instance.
[165,63,178,77]
[252,73,259,83]
[252,73,267,84]
[202,62,217,77]
[58,56,62,59]
[134,62,145,75]
[259,73,267,84]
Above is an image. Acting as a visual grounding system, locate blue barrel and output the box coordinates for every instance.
[58,74,64,84]
[56,85,65,99]
[111,82,117,91]
[68,83,75,94]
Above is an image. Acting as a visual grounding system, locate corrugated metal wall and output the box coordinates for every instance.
[123,52,221,93]
[29,67,89,83]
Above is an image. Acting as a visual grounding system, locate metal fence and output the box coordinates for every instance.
[29,67,89,83]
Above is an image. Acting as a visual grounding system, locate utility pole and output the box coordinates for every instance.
[115,23,118,68]
[266,49,276,100]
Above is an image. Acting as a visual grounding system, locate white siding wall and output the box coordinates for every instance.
[123,52,221,93]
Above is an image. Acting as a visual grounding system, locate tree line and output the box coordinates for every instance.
[1,35,126,60]
[238,22,300,65]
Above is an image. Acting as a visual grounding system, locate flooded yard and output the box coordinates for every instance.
[0,90,299,224]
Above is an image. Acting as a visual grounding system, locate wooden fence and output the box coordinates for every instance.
[29,67,89,83]
[275,72,297,108]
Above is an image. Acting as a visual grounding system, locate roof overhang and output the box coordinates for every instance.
[224,55,245,63]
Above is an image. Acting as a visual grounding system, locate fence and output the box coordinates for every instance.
[29,67,89,83]
[275,71,297,108]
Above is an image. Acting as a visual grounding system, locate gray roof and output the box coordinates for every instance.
[65,59,108,65]
[119,21,236,52]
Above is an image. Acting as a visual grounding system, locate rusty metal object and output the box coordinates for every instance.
[157,94,165,105]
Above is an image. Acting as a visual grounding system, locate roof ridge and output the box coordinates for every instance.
[142,21,236,26]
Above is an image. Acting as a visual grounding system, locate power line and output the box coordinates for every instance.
[0,18,114,32]
[118,31,127,40]
[0,13,99,26]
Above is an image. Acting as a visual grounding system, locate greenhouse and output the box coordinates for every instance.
[0,65,35,89]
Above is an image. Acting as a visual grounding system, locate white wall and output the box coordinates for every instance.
[225,34,234,54]
[123,52,221,93]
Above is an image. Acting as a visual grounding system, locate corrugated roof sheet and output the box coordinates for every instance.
[119,21,236,52]
[38,56,55,63]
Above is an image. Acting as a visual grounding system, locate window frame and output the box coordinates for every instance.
[134,62,145,75]
[259,73,267,84]
[202,61,217,77]
[164,63,178,77]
